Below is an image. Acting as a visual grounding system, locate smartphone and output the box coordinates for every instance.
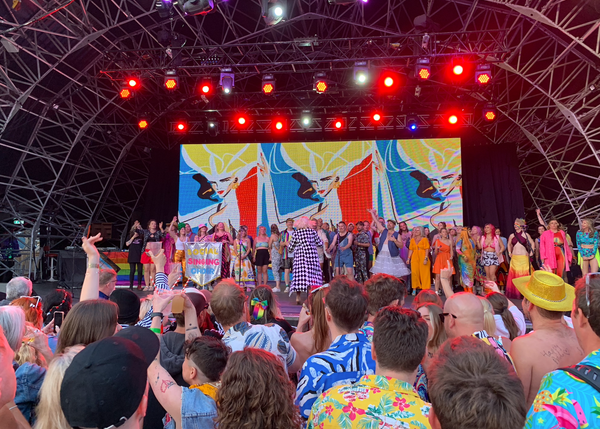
[54,311,64,333]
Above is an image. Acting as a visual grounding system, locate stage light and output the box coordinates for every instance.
[262,74,276,95]
[372,112,382,122]
[301,111,312,127]
[220,68,235,94]
[138,119,148,129]
[448,114,459,125]
[238,117,246,125]
[334,118,344,130]
[156,0,174,18]
[199,78,213,95]
[262,0,285,26]
[127,78,140,88]
[406,116,418,131]
[314,72,329,94]
[354,61,369,85]
[483,104,497,122]
[379,71,400,93]
[178,0,214,15]
[415,58,431,81]
[475,64,492,85]
[453,64,464,76]
[119,87,132,99]
[235,114,249,128]
[207,119,219,136]
[164,70,179,90]
[176,122,187,131]
[273,118,287,132]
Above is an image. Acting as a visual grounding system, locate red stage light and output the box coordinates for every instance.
[275,121,283,130]
[448,115,459,125]
[176,122,186,131]
[119,88,131,99]
[484,110,496,121]
[235,115,249,127]
[138,120,148,129]
[417,67,430,80]
[334,120,343,129]
[315,80,328,94]
[476,73,491,84]
[128,78,140,88]
[238,117,246,125]
[372,113,382,122]
[165,78,178,90]
[262,83,274,94]
[452,65,464,76]
[384,76,394,87]
[201,83,212,94]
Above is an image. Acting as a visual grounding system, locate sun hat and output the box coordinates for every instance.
[513,270,575,312]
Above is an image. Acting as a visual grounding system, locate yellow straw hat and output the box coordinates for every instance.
[513,270,574,312]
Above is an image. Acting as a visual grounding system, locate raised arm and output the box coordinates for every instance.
[536,208,548,228]
[368,209,385,233]
[80,233,103,301]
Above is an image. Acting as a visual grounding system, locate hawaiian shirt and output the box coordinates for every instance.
[525,349,600,429]
[472,330,515,369]
[359,321,374,342]
[296,333,376,419]
[307,374,432,429]
[222,321,297,372]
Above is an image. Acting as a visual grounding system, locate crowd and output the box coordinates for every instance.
[0,208,599,429]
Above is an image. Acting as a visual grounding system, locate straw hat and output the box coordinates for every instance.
[513,270,574,312]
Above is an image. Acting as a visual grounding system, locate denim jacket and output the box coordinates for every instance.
[14,361,46,425]
[163,387,217,429]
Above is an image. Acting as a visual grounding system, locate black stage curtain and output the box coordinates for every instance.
[462,143,525,237]
[141,148,179,225]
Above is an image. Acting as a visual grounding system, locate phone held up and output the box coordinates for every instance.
[54,311,64,333]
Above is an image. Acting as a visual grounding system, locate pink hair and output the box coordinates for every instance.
[484,224,496,238]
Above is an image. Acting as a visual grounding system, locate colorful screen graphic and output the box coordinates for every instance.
[179,140,463,234]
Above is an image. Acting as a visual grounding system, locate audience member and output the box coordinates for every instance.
[296,276,375,419]
[480,297,512,352]
[442,292,514,365]
[248,285,295,339]
[60,326,159,429]
[308,307,431,428]
[41,289,72,326]
[290,285,331,368]
[211,279,300,373]
[10,298,43,330]
[428,336,527,429]
[0,277,33,306]
[360,273,405,341]
[416,303,447,359]
[525,274,600,427]
[486,291,526,340]
[0,325,31,429]
[217,348,303,429]
[413,289,443,308]
[98,268,118,299]
[511,270,584,407]
[110,289,142,327]
[33,345,84,429]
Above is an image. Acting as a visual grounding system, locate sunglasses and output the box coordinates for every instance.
[439,312,457,323]
[21,296,41,308]
[585,273,600,317]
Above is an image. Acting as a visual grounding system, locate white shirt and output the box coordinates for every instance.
[494,306,526,338]
[176,237,186,251]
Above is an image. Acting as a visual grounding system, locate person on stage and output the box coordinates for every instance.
[125,220,144,290]
[506,219,535,299]
[254,225,270,286]
[432,227,455,295]
[231,225,256,291]
[280,218,295,293]
[540,218,572,279]
[407,226,430,295]
[195,223,210,242]
[314,220,330,284]
[328,221,354,277]
[169,219,190,283]
[288,216,322,305]
[576,218,599,276]
[456,227,476,293]
[269,224,283,292]
[479,224,505,283]
[141,219,163,291]
[398,221,411,263]
[212,222,232,279]
[368,209,410,280]
[353,221,370,283]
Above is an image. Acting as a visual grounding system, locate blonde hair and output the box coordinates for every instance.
[34,345,85,429]
[480,298,496,335]
[139,297,153,320]
[16,325,47,368]
[294,216,310,229]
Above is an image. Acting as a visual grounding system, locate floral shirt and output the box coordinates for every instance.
[296,333,376,419]
[525,349,600,429]
[359,321,374,342]
[222,321,297,372]
[307,374,432,429]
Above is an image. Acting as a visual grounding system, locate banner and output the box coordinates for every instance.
[185,242,222,286]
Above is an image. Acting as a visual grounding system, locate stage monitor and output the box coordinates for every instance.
[179,140,463,234]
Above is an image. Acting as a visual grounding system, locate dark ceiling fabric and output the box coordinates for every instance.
[462,143,525,237]
[141,148,179,226]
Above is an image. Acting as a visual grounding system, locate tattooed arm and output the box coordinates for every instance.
[148,358,183,426]
[183,293,201,341]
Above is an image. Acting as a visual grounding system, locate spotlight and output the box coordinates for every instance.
[199,78,213,95]
[301,111,312,127]
[220,68,235,94]
[176,122,187,132]
[235,114,249,128]
[354,61,369,85]
[138,119,148,129]
[164,70,179,90]
[334,118,344,130]
[155,0,174,18]
[448,114,459,125]
[178,0,214,15]
[384,76,394,87]
[372,112,382,122]
[452,64,464,76]
[415,58,431,81]
[127,78,140,88]
[407,116,418,131]
[314,72,329,94]
[273,118,287,132]
[482,104,497,122]
[119,87,132,99]
[379,71,400,93]
[262,0,285,26]
[475,64,492,85]
[262,74,276,95]
[206,119,219,136]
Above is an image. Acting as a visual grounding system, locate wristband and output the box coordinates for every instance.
[87,263,100,269]
[150,327,161,334]
[151,312,164,319]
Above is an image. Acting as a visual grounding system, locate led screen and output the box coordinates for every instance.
[179,139,462,234]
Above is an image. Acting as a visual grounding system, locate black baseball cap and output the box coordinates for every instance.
[60,326,159,428]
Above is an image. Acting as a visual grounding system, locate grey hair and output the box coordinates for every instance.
[294,216,310,229]
[6,277,33,300]
[98,269,117,287]
[0,306,26,352]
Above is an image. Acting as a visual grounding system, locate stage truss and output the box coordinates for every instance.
[0,0,598,278]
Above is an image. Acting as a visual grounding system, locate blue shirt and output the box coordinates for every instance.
[525,349,600,428]
[163,387,217,429]
[99,291,109,300]
[14,362,46,425]
[295,332,376,419]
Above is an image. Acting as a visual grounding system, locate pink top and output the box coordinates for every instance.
[539,229,572,271]
[479,235,504,264]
